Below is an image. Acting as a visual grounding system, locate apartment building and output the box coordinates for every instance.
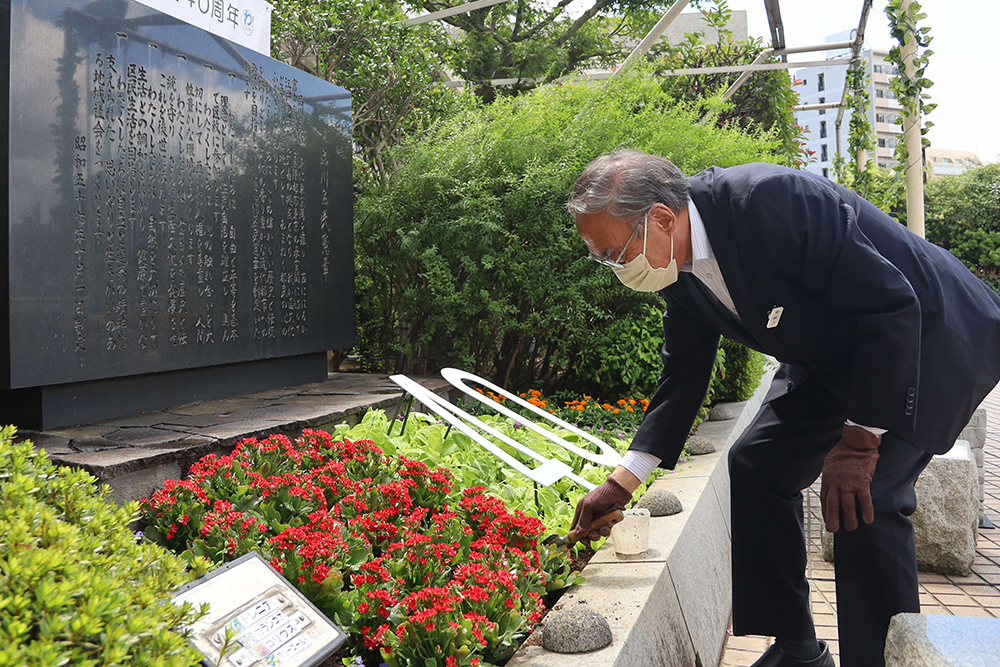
[793,31,903,179]
[926,148,982,178]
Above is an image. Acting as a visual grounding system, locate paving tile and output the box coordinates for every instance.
[924,583,962,594]
[719,649,762,667]
[960,585,1000,596]
[934,594,978,607]
[920,605,950,615]
[951,606,992,618]
[813,613,837,627]
[723,636,770,652]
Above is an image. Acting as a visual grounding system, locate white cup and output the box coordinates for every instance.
[611,508,650,556]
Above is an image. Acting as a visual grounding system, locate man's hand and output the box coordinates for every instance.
[820,425,881,532]
[572,466,640,543]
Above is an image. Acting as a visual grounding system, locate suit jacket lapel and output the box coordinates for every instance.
[687,170,797,362]
[679,273,761,351]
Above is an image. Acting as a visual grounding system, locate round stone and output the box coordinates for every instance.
[636,488,683,516]
[686,436,716,456]
[708,401,744,421]
[541,606,612,653]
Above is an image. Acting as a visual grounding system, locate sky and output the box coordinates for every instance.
[719,0,1000,163]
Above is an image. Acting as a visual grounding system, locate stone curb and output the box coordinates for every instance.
[508,365,777,667]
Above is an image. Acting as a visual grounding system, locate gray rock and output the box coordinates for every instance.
[885,613,1000,667]
[541,606,612,654]
[820,527,835,563]
[636,489,683,517]
[821,441,978,576]
[707,401,746,421]
[912,441,978,576]
[685,436,717,456]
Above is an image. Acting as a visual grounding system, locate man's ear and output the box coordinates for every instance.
[648,202,678,235]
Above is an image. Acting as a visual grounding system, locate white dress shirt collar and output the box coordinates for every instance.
[684,198,713,270]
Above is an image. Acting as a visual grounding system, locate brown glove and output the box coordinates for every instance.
[572,477,633,543]
[820,424,881,533]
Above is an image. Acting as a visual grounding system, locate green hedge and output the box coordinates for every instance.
[355,68,792,397]
[715,338,766,403]
[0,427,204,666]
[926,163,1000,292]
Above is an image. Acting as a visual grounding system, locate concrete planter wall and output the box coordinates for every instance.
[509,367,776,667]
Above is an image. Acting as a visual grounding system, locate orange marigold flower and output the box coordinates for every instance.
[628,398,637,405]
[601,403,613,410]
[612,408,620,414]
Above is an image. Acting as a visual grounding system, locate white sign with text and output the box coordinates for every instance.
[133,0,273,56]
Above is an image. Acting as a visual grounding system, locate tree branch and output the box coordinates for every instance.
[513,0,576,42]
[552,0,613,48]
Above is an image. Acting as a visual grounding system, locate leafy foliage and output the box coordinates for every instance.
[355,68,790,395]
[652,5,808,165]
[270,0,476,181]
[401,0,670,101]
[925,163,1000,292]
[713,339,765,403]
[885,0,936,167]
[0,426,205,667]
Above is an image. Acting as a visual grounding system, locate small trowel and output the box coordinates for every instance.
[542,509,625,547]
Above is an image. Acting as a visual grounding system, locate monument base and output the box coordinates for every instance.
[1,353,327,430]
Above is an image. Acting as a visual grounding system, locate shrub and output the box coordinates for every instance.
[926,163,1000,292]
[142,430,581,667]
[355,67,792,395]
[714,338,766,403]
[0,426,204,667]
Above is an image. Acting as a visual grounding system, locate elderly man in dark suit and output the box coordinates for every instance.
[568,149,1000,667]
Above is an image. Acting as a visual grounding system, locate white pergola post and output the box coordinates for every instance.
[899,0,926,238]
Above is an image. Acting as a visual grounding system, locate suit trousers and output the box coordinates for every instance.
[728,376,932,667]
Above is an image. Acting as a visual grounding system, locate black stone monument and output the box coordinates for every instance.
[1,0,354,429]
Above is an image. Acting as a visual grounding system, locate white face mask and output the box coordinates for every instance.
[612,213,678,292]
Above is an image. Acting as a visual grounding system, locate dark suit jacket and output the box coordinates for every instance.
[630,163,1000,468]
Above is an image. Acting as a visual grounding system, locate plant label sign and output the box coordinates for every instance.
[173,552,347,667]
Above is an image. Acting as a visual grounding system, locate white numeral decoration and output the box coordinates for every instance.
[388,368,628,489]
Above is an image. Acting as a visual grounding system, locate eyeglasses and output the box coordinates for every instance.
[587,221,642,269]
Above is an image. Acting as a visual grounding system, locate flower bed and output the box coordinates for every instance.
[142,430,580,666]
[329,403,663,540]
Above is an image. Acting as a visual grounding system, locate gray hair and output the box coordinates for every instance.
[566,149,689,229]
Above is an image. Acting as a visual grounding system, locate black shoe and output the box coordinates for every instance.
[749,640,835,667]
